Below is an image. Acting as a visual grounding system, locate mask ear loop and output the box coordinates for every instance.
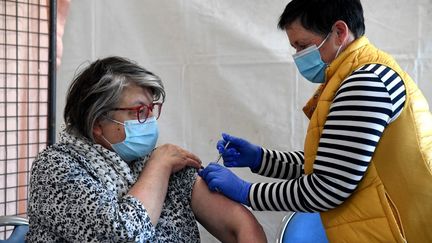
[99,115,125,147]
[317,33,331,49]
[334,30,348,59]
[104,115,125,126]
[101,135,114,147]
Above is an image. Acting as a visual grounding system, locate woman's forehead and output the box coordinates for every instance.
[118,84,153,106]
[287,22,316,39]
[286,21,323,48]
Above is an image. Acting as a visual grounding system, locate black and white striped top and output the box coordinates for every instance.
[249,64,406,212]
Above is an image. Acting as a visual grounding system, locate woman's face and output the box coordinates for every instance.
[93,83,154,150]
[285,19,339,64]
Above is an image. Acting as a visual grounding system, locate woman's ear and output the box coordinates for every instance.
[333,20,349,45]
[93,118,103,138]
[92,118,114,149]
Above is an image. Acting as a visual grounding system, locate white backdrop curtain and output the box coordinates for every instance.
[57,0,432,241]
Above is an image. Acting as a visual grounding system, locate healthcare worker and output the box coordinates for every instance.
[199,0,432,242]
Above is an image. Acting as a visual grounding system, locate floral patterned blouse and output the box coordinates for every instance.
[26,130,200,242]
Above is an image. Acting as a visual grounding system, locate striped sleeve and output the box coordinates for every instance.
[254,149,304,180]
[249,64,406,212]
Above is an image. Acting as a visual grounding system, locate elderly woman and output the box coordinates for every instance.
[27,56,266,242]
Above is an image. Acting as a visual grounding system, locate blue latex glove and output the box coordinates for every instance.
[217,133,262,171]
[198,163,251,206]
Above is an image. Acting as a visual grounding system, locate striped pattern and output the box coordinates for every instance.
[249,64,406,212]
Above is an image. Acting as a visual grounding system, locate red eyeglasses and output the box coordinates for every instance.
[111,102,163,123]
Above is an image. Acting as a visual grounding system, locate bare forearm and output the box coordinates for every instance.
[128,143,202,226]
[128,160,171,226]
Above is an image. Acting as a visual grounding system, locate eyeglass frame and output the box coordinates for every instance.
[110,102,163,123]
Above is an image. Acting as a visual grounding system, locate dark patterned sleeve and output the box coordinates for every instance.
[27,148,155,242]
[171,166,198,201]
[153,167,201,242]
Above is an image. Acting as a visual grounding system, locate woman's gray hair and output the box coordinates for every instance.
[64,56,165,141]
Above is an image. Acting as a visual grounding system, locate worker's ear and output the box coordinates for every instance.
[333,20,349,45]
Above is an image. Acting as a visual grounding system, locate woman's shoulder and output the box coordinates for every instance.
[167,167,198,198]
[171,167,198,184]
[31,142,83,174]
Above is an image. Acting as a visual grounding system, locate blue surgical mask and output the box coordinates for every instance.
[103,116,159,162]
[293,34,330,84]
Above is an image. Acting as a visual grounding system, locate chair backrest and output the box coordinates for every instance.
[0,216,29,243]
[275,212,328,243]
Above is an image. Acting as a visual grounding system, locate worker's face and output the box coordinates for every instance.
[94,84,154,150]
[285,19,340,64]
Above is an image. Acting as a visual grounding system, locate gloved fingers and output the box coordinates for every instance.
[197,167,205,178]
[205,166,234,184]
[221,156,238,164]
[224,161,240,167]
[198,162,223,178]
[221,148,239,159]
[202,170,227,192]
[222,133,247,147]
[207,162,224,170]
[216,139,227,152]
[208,169,237,185]
[222,150,241,167]
[198,163,214,178]
[208,180,225,193]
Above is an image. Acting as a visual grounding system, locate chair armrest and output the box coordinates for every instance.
[275,212,295,243]
[0,216,29,226]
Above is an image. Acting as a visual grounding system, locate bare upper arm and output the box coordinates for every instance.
[191,176,266,243]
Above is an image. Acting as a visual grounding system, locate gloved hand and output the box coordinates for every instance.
[198,163,251,206]
[217,133,262,171]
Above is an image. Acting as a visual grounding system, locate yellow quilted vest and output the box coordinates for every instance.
[303,36,432,242]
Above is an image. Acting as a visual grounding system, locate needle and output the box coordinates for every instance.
[216,141,230,164]
[199,141,231,170]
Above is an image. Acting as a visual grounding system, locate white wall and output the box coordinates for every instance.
[56,0,432,242]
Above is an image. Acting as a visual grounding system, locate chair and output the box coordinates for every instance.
[0,216,29,243]
[275,212,328,243]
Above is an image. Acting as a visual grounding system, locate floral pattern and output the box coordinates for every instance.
[26,131,200,242]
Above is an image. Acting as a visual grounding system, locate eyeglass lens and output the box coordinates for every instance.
[138,103,161,123]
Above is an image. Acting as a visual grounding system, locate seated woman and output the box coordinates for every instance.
[26,56,267,242]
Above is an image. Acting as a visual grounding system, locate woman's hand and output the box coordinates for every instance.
[130,144,201,225]
[149,144,202,173]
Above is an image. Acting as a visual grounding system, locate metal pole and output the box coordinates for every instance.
[48,0,57,145]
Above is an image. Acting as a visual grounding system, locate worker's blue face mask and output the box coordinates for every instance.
[104,116,159,162]
[293,34,330,84]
